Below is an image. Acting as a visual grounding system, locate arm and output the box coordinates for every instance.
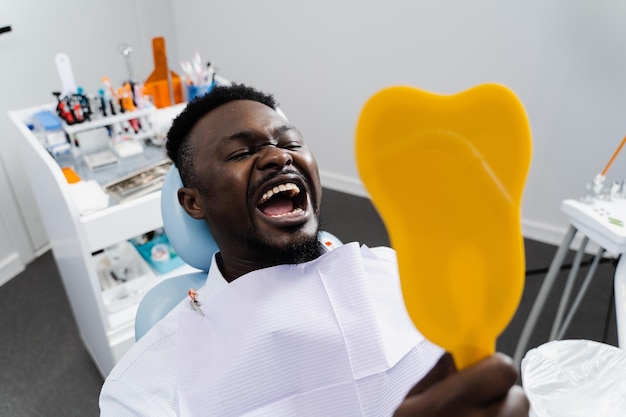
[394,353,529,417]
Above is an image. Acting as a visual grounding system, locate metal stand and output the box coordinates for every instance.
[513,226,606,367]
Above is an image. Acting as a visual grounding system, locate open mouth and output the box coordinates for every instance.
[257,182,307,218]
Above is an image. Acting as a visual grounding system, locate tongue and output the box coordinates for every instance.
[259,196,295,216]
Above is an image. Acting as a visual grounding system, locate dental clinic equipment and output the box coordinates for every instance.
[144,37,183,108]
[584,135,626,202]
[55,53,78,99]
[514,132,626,370]
[119,43,136,84]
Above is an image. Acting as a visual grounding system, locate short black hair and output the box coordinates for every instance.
[166,83,278,186]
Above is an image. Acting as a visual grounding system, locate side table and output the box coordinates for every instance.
[513,198,626,367]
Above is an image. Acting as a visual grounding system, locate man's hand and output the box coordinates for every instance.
[394,353,529,417]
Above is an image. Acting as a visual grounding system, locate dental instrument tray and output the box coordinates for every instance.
[104,159,172,202]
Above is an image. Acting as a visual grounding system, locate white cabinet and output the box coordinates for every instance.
[8,103,196,377]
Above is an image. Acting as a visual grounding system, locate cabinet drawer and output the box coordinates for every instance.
[82,191,163,252]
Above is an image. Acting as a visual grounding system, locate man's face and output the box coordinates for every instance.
[182,100,323,268]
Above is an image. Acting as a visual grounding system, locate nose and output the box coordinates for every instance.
[257,146,293,170]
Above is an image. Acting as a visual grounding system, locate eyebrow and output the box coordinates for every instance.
[224,124,298,142]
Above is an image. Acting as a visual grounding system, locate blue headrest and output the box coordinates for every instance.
[160,165,218,271]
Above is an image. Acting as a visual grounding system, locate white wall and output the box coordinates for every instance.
[172,0,626,246]
[0,0,178,284]
[3,0,626,280]
[0,157,24,286]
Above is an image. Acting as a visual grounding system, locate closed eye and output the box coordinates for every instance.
[227,148,257,161]
[283,142,302,150]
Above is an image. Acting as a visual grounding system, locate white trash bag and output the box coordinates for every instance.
[521,339,626,417]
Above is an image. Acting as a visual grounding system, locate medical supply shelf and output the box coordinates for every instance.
[8,103,196,377]
[62,105,156,136]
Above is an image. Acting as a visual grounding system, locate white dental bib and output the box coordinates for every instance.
[177,242,443,416]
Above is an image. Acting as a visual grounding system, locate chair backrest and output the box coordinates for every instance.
[135,165,343,340]
[134,165,217,340]
[159,165,218,271]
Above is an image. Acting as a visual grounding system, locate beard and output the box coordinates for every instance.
[244,220,325,266]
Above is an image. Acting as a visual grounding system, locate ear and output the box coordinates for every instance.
[178,187,206,220]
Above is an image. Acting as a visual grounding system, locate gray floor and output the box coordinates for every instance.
[0,187,619,416]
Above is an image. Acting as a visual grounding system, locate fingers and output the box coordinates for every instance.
[454,353,520,406]
[394,353,527,417]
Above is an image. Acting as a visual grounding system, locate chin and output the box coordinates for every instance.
[250,225,323,265]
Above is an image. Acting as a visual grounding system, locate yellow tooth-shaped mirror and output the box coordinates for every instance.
[355,84,531,370]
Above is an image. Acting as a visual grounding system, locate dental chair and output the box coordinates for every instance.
[134,165,342,340]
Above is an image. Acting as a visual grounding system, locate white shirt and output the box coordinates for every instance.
[99,243,443,416]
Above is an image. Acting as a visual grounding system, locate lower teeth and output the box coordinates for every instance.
[270,208,304,218]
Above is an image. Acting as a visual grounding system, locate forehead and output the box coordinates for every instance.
[188,100,288,148]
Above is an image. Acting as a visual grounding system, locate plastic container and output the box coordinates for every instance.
[187,82,214,101]
[95,241,157,314]
[32,110,72,158]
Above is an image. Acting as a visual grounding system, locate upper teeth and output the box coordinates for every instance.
[258,183,300,205]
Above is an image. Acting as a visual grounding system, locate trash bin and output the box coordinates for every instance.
[521,339,626,417]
